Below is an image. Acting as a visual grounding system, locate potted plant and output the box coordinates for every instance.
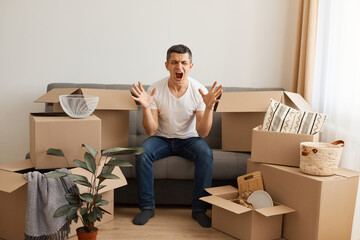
[45,144,144,239]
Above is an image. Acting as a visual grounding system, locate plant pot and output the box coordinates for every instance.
[76,227,98,240]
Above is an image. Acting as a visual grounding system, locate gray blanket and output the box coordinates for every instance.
[24,169,79,240]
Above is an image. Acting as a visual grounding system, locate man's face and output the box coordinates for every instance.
[165,52,193,87]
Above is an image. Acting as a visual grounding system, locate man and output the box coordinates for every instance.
[131,44,222,228]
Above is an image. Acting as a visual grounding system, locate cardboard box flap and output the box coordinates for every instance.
[200,195,252,214]
[284,91,313,111]
[34,88,79,103]
[204,185,238,196]
[0,169,27,193]
[335,168,360,178]
[70,159,127,194]
[216,91,283,112]
[0,159,34,172]
[81,89,138,110]
[255,204,295,217]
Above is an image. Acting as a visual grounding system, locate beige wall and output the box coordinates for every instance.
[0,0,301,163]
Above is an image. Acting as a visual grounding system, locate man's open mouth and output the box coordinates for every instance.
[175,73,183,79]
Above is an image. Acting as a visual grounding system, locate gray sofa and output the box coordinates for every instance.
[43,83,281,206]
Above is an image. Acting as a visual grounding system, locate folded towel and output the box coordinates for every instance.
[24,168,79,240]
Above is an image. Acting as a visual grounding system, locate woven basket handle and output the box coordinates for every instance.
[301,147,318,156]
[331,140,345,147]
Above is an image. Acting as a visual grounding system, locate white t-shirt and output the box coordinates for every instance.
[147,76,208,139]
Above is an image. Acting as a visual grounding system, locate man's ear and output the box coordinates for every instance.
[165,61,169,71]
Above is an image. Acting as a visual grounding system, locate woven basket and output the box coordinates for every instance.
[300,140,344,176]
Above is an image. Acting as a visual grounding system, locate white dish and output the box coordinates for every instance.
[247,190,274,209]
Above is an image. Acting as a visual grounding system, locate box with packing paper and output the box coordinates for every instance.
[34,88,138,149]
[200,171,295,240]
[0,159,127,240]
[216,91,314,152]
[247,160,359,240]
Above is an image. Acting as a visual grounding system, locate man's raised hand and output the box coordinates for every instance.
[131,82,157,109]
[199,81,223,110]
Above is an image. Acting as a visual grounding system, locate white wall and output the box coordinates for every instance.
[0,0,301,163]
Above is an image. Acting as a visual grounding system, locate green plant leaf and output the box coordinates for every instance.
[79,193,94,204]
[66,212,78,221]
[106,159,133,167]
[98,173,120,180]
[88,211,97,222]
[101,165,115,175]
[53,204,73,218]
[65,193,80,204]
[73,159,87,170]
[80,207,88,216]
[102,147,145,156]
[74,180,92,188]
[93,207,103,220]
[82,144,98,157]
[46,148,65,157]
[83,214,90,226]
[95,199,109,207]
[67,174,89,182]
[44,172,68,178]
[96,185,106,191]
[84,152,96,174]
[95,194,102,202]
[67,206,79,218]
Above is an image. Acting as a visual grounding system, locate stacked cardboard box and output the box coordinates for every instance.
[240,92,359,239]
[210,90,359,239]
[35,88,138,149]
[0,88,137,239]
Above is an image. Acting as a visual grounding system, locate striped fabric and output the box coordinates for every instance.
[262,99,327,135]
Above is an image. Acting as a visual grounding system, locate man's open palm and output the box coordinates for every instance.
[199,81,223,110]
[131,82,157,109]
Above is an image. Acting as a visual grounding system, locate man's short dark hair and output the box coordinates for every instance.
[166,44,192,62]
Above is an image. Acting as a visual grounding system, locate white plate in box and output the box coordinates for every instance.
[247,190,274,209]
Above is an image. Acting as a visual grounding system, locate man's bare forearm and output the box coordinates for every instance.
[142,107,158,136]
[196,107,213,138]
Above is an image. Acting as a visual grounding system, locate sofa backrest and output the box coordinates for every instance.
[46,83,282,149]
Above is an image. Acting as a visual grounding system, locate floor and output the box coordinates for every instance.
[69,205,236,240]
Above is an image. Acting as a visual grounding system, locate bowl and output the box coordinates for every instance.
[59,94,99,119]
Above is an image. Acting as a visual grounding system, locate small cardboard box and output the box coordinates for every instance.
[34,88,138,149]
[30,113,102,169]
[250,125,319,167]
[216,91,313,152]
[247,160,359,240]
[200,185,295,240]
[0,159,127,240]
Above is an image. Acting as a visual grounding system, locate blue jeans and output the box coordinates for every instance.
[135,136,213,212]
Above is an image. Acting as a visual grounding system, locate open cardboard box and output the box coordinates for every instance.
[247,160,359,240]
[216,91,313,152]
[35,88,138,149]
[200,185,295,240]
[30,113,102,169]
[250,125,319,167]
[0,159,127,240]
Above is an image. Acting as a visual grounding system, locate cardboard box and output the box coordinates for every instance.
[34,88,138,149]
[30,113,102,169]
[0,159,127,240]
[200,185,294,240]
[216,91,313,152]
[247,160,359,240]
[250,125,319,167]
